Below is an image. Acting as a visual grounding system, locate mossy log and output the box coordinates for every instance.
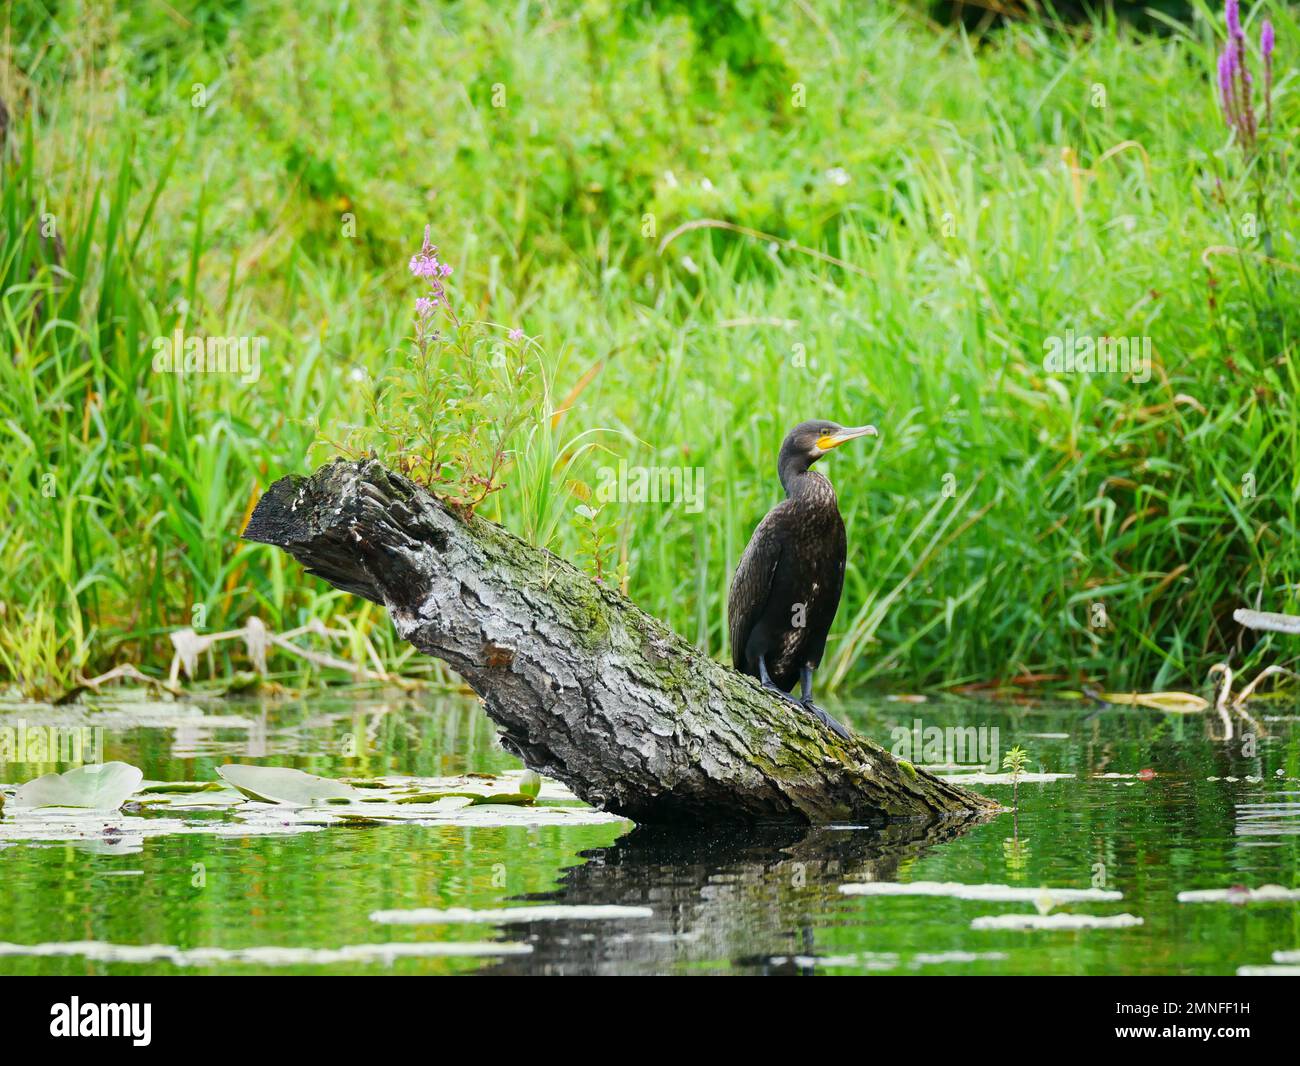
[243,459,997,825]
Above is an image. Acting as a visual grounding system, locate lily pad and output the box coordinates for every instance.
[11,762,144,811]
[0,939,531,966]
[768,950,1006,971]
[466,793,535,807]
[1176,885,1300,904]
[394,791,484,804]
[0,766,627,849]
[970,913,1143,930]
[937,771,1074,785]
[395,790,535,807]
[216,764,365,806]
[370,905,654,924]
[839,881,1121,903]
[1097,690,1207,714]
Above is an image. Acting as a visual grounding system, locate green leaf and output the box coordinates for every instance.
[466,792,536,807]
[12,762,144,811]
[217,765,365,806]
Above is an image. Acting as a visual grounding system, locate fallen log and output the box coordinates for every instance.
[243,458,997,825]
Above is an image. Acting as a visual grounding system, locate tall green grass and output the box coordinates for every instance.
[1,0,1296,696]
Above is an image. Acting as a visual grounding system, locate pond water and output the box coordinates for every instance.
[1,692,1297,976]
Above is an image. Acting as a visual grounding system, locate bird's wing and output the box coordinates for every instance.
[728,511,785,672]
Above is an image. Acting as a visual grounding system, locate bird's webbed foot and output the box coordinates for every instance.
[761,681,804,707]
[796,665,854,740]
[757,656,803,707]
[800,697,854,741]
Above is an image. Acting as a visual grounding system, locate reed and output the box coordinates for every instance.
[1,0,1295,697]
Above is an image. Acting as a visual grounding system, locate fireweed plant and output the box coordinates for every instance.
[339,228,537,516]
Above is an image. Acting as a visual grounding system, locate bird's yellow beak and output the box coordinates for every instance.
[816,425,878,451]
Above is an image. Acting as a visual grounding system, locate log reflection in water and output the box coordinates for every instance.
[485,813,992,975]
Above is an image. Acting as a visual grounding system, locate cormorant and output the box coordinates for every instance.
[728,420,878,740]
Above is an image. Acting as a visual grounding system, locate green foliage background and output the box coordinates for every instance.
[1,0,1297,695]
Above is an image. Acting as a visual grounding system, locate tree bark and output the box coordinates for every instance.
[243,459,998,825]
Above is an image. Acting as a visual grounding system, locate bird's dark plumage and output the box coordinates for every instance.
[728,420,877,739]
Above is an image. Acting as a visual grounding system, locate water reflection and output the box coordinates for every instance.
[1,692,1298,976]
[486,815,993,975]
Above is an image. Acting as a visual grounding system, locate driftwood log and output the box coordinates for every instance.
[243,459,997,825]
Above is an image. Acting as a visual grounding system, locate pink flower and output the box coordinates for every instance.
[407,225,452,324]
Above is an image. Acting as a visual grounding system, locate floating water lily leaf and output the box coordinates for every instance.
[394,791,483,804]
[370,905,654,925]
[0,939,531,965]
[970,913,1143,930]
[11,762,144,811]
[1177,885,1300,903]
[767,950,1006,971]
[217,764,364,806]
[466,793,534,807]
[838,881,1121,903]
[394,790,535,806]
[139,782,224,794]
[0,767,626,848]
[1098,691,1207,714]
[936,771,1073,785]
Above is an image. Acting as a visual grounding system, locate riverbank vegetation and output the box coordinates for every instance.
[2,1,1296,698]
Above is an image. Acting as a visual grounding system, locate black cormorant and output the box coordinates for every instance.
[728,420,878,740]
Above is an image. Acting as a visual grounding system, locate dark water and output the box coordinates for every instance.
[1,693,1297,975]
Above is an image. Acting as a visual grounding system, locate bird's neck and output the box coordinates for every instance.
[781,465,836,506]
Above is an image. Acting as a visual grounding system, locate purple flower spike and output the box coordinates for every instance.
[1215,1,1275,150]
[1262,19,1275,127]
[1218,49,1235,115]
